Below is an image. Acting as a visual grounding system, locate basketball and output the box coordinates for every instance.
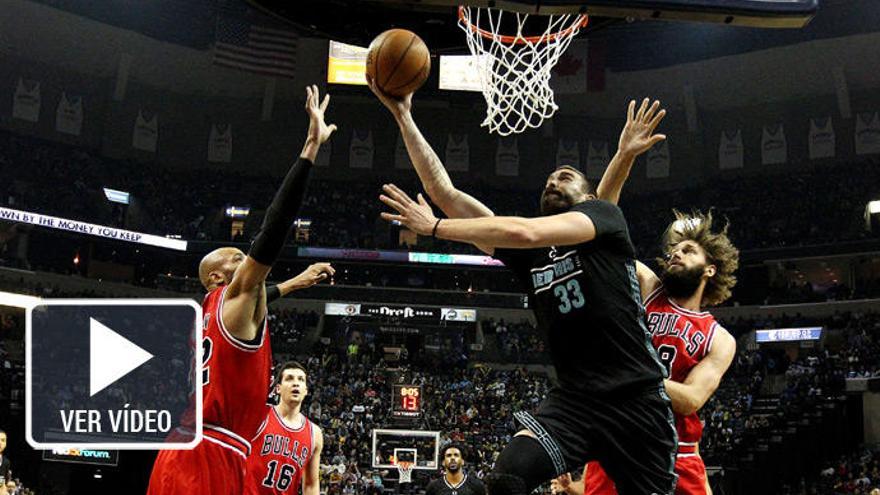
[366,29,431,97]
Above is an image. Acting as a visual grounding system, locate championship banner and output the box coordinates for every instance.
[761,123,787,165]
[586,140,609,178]
[556,139,580,169]
[718,129,743,170]
[445,134,470,172]
[646,140,670,179]
[13,78,41,123]
[856,111,880,156]
[0,207,187,251]
[350,129,374,169]
[495,137,519,176]
[55,92,83,136]
[132,110,158,153]
[208,123,233,163]
[808,116,835,159]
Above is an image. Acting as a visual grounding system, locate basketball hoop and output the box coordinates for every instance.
[396,461,414,484]
[458,6,589,136]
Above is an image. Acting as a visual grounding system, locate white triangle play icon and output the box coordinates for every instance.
[89,317,154,397]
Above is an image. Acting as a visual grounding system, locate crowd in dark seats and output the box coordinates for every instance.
[269,308,320,354]
[483,318,549,364]
[798,447,880,495]
[3,130,880,257]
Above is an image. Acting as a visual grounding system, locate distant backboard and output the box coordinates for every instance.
[372,429,440,470]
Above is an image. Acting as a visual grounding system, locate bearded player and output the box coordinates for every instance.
[246,361,322,495]
[426,444,486,495]
[371,80,677,494]
[148,85,336,495]
[563,100,739,495]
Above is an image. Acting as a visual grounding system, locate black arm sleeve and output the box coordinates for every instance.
[570,200,635,256]
[248,157,314,266]
[266,284,282,304]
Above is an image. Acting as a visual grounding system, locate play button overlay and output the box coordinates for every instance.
[26,299,202,449]
[89,318,154,397]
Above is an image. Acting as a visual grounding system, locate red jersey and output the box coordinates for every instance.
[149,285,273,495]
[245,408,315,495]
[644,287,720,445]
[584,287,721,495]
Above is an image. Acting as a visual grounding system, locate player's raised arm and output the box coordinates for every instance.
[379,184,599,250]
[663,327,736,415]
[224,85,337,341]
[367,82,494,220]
[266,263,336,304]
[596,98,667,205]
[302,425,324,495]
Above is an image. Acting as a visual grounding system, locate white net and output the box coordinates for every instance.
[458,7,588,136]
[396,462,414,484]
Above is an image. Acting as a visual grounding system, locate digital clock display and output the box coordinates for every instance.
[392,385,422,418]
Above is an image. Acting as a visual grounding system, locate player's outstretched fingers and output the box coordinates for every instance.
[648,108,667,134]
[380,194,405,214]
[380,212,404,223]
[627,100,636,123]
[383,184,414,205]
[644,100,661,123]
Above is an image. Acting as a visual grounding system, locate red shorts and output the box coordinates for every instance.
[584,455,708,495]
[148,438,248,495]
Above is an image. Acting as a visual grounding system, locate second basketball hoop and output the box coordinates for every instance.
[458,6,589,136]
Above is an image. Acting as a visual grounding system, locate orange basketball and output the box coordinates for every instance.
[366,29,431,97]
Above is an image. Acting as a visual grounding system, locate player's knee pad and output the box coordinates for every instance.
[489,435,558,495]
[485,473,528,495]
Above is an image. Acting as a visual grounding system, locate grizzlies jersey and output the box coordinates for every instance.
[494,200,665,395]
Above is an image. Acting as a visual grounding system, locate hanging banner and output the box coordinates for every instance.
[208,124,232,163]
[495,137,519,177]
[761,124,787,165]
[132,110,158,153]
[445,134,469,172]
[586,140,609,178]
[12,78,41,123]
[719,129,743,170]
[55,92,83,136]
[349,129,374,169]
[856,112,880,156]
[808,117,835,160]
[556,139,580,169]
[551,39,588,95]
[646,140,670,178]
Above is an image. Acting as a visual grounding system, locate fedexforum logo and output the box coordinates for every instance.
[51,448,112,459]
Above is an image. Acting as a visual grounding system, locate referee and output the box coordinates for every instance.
[426,444,486,495]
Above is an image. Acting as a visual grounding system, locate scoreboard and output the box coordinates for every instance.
[392,384,422,419]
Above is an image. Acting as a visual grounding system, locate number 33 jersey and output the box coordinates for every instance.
[493,200,666,396]
[246,408,315,495]
[645,287,721,445]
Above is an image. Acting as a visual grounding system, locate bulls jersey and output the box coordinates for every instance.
[644,286,720,445]
[584,286,722,495]
[148,285,273,495]
[246,408,315,495]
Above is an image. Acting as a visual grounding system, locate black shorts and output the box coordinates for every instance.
[515,386,678,495]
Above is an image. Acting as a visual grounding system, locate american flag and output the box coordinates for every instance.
[213,16,297,79]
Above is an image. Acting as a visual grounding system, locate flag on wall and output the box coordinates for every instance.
[213,16,297,79]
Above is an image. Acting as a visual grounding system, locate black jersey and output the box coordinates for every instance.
[425,472,486,495]
[494,199,665,395]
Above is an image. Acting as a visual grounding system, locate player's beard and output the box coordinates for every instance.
[446,462,461,473]
[540,189,574,215]
[661,263,705,299]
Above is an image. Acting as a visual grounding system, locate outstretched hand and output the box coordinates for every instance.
[305,84,338,145]
[291,262,336,289]
[618,98,666,158]
[366,75,413,119]
[379,184,438,236]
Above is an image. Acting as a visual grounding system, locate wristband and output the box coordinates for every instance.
[431,218,442,239]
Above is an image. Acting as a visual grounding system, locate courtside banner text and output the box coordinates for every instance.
[0,207,187,251]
